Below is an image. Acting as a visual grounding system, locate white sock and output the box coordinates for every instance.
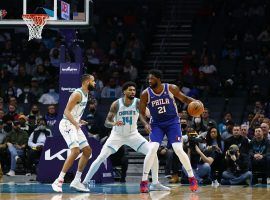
[15,156,19,161]
[138,142,159,184]
[58,172,66,180]
[172,142,194,178]
[83,146,113,184]
[141,142,159,181]
[75,171,82,181]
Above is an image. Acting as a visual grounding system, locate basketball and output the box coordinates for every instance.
[187,101,204,117]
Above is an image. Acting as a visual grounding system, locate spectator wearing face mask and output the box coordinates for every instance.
[18,115,29,135]
[18,84,37,104]
[38,86,59,105]
[192,117,207,135]
[27,104,43,123]
[27,118,51,175]
[5,120,28,176]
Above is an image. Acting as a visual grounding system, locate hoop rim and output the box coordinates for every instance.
[22,14,49,19]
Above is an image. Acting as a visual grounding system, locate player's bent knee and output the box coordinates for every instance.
[70,147,80,156]
[148,142,159,154]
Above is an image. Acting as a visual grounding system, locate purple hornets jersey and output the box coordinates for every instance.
[147,83,179,124]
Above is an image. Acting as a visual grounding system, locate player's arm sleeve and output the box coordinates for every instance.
[104,101,118,128]
[169,84,196,104]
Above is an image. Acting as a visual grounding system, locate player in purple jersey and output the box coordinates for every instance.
[139,69,201,192]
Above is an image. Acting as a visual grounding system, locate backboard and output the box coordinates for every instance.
[0,0,92,26]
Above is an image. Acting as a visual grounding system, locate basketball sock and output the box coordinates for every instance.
[172,142,194,178]
[74,171,82,181]
[83,146,114,184]
[142,142,159,181]
[138,142,159,184]
[58,172,66,180]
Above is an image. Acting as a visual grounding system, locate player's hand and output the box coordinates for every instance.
[114,121,124,126]
[75,123,81,131]
[144,124,152,134]
[79,120,88,126]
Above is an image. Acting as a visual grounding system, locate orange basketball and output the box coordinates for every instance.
[187,101,204,117]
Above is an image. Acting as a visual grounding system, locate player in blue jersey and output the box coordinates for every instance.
[139,69,201,192]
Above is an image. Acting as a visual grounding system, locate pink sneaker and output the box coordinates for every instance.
[189,177,198,192]
[140,180,149,193]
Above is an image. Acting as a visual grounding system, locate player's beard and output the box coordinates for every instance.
[150,82,158,89]
[88,84,94,91]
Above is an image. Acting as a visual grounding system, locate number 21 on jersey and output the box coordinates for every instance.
[158,106,166,114]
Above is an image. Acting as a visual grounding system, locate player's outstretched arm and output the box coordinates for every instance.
[169,84,197,104]
[104,101,123,128]
[139,90,151,134]
[64,92,81,130]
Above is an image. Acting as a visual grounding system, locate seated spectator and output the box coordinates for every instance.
[240,124,251,142]
[18,115,30,135]
[27,118,51,175]
[122,59,138,81]
[221,145,252,185]
[218,112,233,136]
[27,104,43,122]
[18,84,37,104]
[44,105,58,130]
[38,85,59,105]
[3,104,19,121]
[0,119,8,173]
[260,122,270,140]
[205,127,224,152]
[224,125,250,154]
[198,56,217,76]
[201,108,217,129]
[101,78,122,98]
[91,72,104,99]
[3,79,23,102]
[192,117,207,135]
[249,127,270,184]
[8,96,24,114]
[5,120,28,176]
[30,77,43,99]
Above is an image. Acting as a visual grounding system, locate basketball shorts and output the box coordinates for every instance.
[59,119,89,149]
[104,131,147,152]
[149,121,182,144]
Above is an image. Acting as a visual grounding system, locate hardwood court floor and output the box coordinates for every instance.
[0,183,270,200]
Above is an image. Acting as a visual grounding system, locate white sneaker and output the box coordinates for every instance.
[51,178,64,193]
[70,179,90,192]
[6,170,15,176]
[149,182,171,191]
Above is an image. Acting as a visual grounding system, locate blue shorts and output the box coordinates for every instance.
[149,119,182,144]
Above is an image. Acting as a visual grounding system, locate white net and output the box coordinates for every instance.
[22,14,49,41]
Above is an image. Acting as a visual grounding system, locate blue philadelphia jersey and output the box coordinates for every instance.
[147,83,179,124]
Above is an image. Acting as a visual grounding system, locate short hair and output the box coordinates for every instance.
[148,69,163,79]
[81,74,92,83]
[122,81,137,91]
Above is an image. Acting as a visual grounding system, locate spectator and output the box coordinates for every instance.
[91,72,104,99]
[218,112,233,136]
[224,125,250,154]
[8,96,24,114]
[3,79,22,102]
[30,77,43,99]
[260,122,270,140]
[27,118,51,175]
[249,127,270,184]
[3,104,19,121]
[240,124,251,142]
[18,115,30,135]
[5,120,28,176]
[122,59,138,81]
[15,64,32,88]
[221,145,252,185]
[205,127,224,152]
[44,105,58,130]
[192,117,207,135]
[257,26,270,42]
[49,48,60,67]
[33,64,49,84]
[0,119,8,173]
[18,84,37,104]
[38,86,59,105]
[28,104,43,122]
[201,108,217,129]
[198,56,217,75]
[101,78,122,98]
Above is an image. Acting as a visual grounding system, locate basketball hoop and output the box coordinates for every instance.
[22,14,49,41]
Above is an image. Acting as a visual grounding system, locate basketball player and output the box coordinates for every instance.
[82,81,169,192]
[139,69,200,192]
[52,74,95,192]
